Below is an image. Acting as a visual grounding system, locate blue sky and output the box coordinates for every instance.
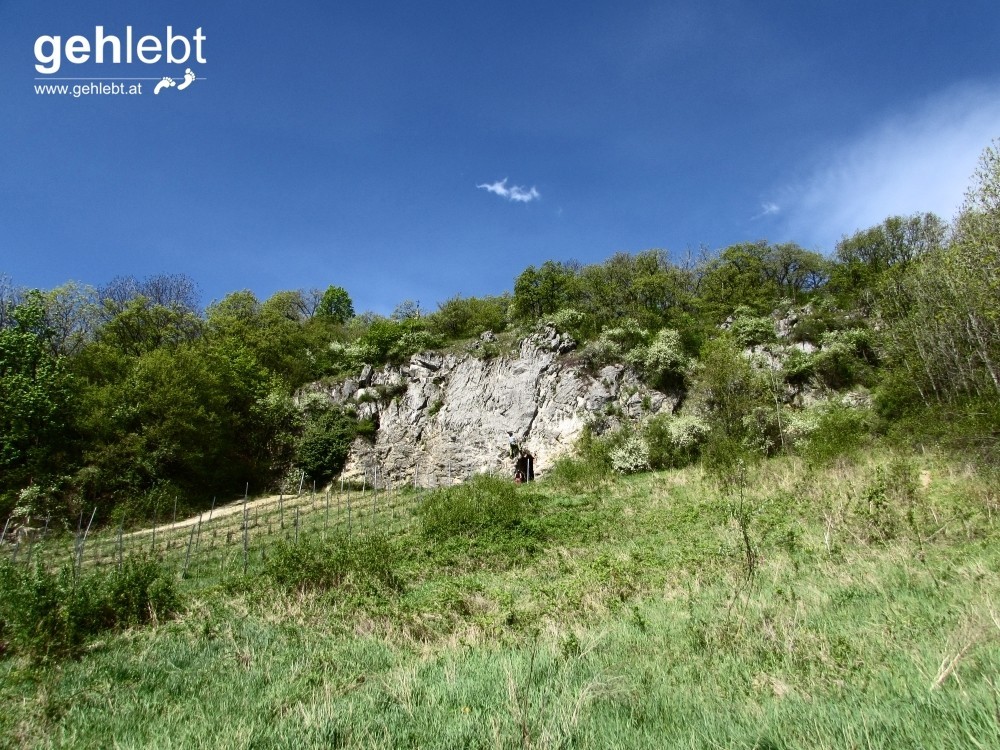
[2,1,999,314]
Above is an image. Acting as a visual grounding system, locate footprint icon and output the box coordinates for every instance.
[176,68,196,91]
[153,76,176,95]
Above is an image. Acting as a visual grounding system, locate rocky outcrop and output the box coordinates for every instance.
[304,326,676,487]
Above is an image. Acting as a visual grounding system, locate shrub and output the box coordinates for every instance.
[626,328,691,391]
[295,406,364,484]
[419,475,543,563]
[799,403,873,464]
[609,435,650,474]
[429,295,509,339]
[783,347,815,387]
[729,308,776,348]
[0,557,179,662]
[582,319,649,369]
[696,337,776,474]
[264,532,402,595]
[645,413,710,469]
[545,308,588,339]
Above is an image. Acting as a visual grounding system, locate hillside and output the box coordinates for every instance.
[1,448,997,748]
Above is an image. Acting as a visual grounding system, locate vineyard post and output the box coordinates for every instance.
[183,522,196,577]
[77,506,96,573]
[242,483,249,575]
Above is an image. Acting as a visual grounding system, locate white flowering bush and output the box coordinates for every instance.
[781,406,821,444]
[546,308,586,337]
[627,328,691,389]
[667,414,711,450]
[609,435,650,474]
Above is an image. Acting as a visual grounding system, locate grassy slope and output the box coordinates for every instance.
[2,450,998,749]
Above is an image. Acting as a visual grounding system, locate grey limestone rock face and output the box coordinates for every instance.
[313,327,676,487]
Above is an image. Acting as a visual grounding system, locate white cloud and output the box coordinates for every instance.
[477,178,541,203]
[752,202,780,220]
[773,81,1000,251]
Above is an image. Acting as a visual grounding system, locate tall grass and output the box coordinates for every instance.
[0,448,997,748]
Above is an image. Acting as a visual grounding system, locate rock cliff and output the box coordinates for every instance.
[303,326,676,487]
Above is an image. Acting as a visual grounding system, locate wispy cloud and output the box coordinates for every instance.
[752,202,780,220]
[477,178,541,203]
[772,81,1000,251]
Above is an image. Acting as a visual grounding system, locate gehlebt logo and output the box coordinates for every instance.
[33,26,206,98]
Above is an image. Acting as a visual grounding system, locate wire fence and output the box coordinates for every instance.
[1,462,489,579]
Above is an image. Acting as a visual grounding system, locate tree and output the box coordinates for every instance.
[96,296,202,357]
[0,291,76,507]
[512,261,578,321]
[316,285,355,324]
[764,244,829,302]
[390,300,422,320]
[831,213,947,303]
[876,144,1000,408]
[698,241,779,319]
[430,295,509,339]
[295,406,361,483]
[43,281,99,355]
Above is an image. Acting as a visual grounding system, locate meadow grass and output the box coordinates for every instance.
[1,449,997,749]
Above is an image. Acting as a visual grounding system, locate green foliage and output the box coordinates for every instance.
[788,301,855,345]
[544,308,588,339]
[695,337,777,473]
[96,296,202,357]
[728,307,776,348]
[787,402,874,464]
[350,317,443,365]
[0,291,77,508]
[608,434,650,474]
[625,328,691,390]
[831,213,947,304]
[419,475,544,564]
[430,295,509,339]
[264,532,402,596]
[582,318,649,369]
[700,242,829,321]
[0,557,178,661]
[644,413,710,469]
[699,242,779,319]
[73,339,296,504]
[295,406,363,484]
[511,261,579,321]
[315,285,355,324]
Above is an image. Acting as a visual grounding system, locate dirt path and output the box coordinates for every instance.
[123,492,308,538]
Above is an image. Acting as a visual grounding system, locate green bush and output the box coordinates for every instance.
[0,557,179,662]
[429,295,509,339]
[626,328,690,391]
[799,403,873,464]
[782,347,815,387]
[609,435,650,474]
[729,308,776,348]
[644,413,709,469]
[545,308,589,340]
[546,454,608,491]
[582,319,649,369]
[295,406,364,484]
[419,475,543,563]
[264,532,402,596]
